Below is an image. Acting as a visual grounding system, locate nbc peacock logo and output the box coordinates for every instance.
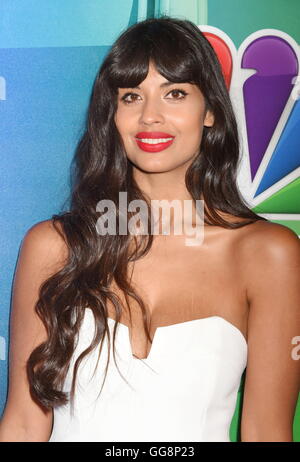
[200,26,300,237]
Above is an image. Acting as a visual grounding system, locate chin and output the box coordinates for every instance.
[135,165,171,174]
[133,159,180,174]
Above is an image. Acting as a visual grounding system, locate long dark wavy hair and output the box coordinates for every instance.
[26,15,268,412]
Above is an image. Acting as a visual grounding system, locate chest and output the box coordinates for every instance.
[106,230,249,359]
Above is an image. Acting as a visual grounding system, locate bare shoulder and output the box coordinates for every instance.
[234,220,300,304]
[0,218,69,441]
[238,219,300,262]
[239,221,300,441]
[22,219,69,275]
[25,218,67,250]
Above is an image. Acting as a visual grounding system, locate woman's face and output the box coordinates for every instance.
[114,61,214,174]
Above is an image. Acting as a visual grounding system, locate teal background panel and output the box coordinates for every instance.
[208,0,300,46]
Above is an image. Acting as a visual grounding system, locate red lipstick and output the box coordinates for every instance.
[135,132,175,153]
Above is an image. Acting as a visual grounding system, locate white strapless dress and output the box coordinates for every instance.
[48,308,247,442]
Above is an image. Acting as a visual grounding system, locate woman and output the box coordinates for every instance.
[0,16,299,442]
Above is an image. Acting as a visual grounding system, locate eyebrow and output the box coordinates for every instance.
[126,81,181,90]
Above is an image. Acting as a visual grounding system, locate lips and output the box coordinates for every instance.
[135,131,175,153]
[135,132,175,139]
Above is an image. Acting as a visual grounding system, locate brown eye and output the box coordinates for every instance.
[120,92,140,104]
[167,89,188,99]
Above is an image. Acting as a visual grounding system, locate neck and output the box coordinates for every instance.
[132,167,205,235]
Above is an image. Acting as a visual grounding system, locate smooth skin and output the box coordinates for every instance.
[1,219,299,441]
[1,61,299,442]
[115,61,300,441]
[238,221,300,441]
[114,60,214,207]
[0,221,67,441]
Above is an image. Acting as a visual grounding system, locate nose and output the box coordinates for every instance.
[138,97,165,125]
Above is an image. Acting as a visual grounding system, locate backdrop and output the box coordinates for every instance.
[0,0,299,441]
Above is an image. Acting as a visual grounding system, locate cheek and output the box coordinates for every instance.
[114,111,127,138]
[176,111,203,142]
[114,110,121,128]
[175,102,202,126]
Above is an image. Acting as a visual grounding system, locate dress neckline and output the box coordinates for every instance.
[106,315,248,361]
